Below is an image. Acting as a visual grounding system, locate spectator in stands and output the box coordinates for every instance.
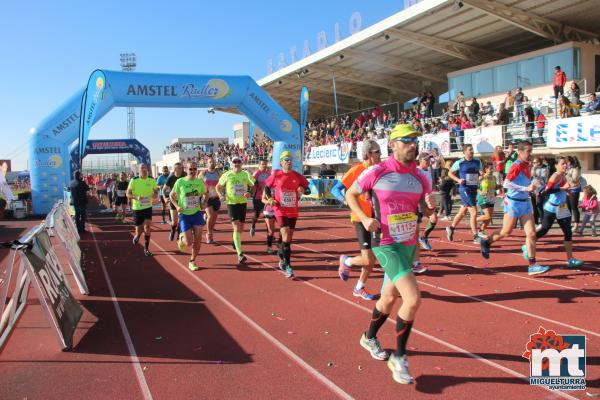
[496,103,510,126]
[454,91,466,114]
[430,147,444,190]
[514,87,525,123]
[425,91,435,118]
[569,81,581,105]
[553,66,567,98]
[482,101,495,117]
[582,93,600,114]
[535,110,546,145]
[504,90,515,113]
[559,96,573,118]
[524,105,536,139]
[470,97,480,120]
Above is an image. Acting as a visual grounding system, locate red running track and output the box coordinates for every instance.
[0,206,598,399]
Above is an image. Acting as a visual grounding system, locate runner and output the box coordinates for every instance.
[333,139,381,300]
[261,191,278,254]
[522,156,584,268]
[126,163,158,256]
[476,163,497,234]
[479,141,550,275]
[170,161,207,271]
[163,162,186,242]
[156,165,170,224]
[107,173,116,209]
[445,144,483,244]
[263,151,309,279]
[216,156,255,264]
[346,124,435,384]
[200,156,221,244]
[114,172,129,223]
[415,153,436,274]
[250,159,271,238]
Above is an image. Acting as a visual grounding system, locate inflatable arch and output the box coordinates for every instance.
[68,139,151,176]
[29,70,303,214]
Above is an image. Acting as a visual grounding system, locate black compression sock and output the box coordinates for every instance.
[394,317,414,357]
[267,235,274,247]
[144,235,151,250]
[424,221,436,238]
[366,308,389,339]
[283,242,291,265]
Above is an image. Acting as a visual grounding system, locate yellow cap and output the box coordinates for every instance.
[389,124,421,141]
[280,151,293,160]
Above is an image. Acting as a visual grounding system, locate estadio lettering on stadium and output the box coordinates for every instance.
[547,114,600,148]
[306,143,352,166]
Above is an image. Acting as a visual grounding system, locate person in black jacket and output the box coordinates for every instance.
[69,170,89,233]
[439,168,455,221]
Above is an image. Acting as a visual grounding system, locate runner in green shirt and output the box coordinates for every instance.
[215,156,255,264]
[126,163,158,256]
[170,161,207,271]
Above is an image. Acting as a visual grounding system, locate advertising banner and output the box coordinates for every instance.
[22,229,83,348]
[356,138,389,159]
[547,114,600,148]
[464,125,504,154]
[418,131,450,156]
[305,142,352,166]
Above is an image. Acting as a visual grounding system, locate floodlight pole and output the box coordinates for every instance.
[332,74,339,117]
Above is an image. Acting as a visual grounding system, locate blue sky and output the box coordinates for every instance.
[0,0,405,170]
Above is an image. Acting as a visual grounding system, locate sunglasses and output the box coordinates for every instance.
[369,149,381,154]
[188,168,197,171]
[232,160,242,164]
[282,157,293,162]
[393,137,418,144]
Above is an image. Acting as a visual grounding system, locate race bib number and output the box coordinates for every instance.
[466,173,479,186]
[281,191,296,208]
[557,203,571,219]
[208,187,218,197]
[387,212,417,243]
[233,184,246,197]
[184,196,200,209]
[117,190,126,197]
[139,197,152,207]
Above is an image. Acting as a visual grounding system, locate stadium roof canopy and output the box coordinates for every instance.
[253,0,600,120]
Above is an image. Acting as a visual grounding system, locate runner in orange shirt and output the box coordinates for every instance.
[332,139,381,300]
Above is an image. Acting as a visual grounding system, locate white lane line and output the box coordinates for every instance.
[89,226,154,400]
[211,241,578,400]
[151,240,355,400]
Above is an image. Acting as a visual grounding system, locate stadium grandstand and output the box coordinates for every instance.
[251,0,600,187]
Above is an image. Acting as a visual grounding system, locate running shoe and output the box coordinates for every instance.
[528,264,550,275]
[353,287,378,300]
[418,237,431,251]
[278,259,287,270]
[206,233,215,244]
[161,219,166,225]
[412,262,428,274]
[359,333,389,361]
[480,239,491,259]
[338,255,351,281]
[566,258,584,268]
[250,226,255,237]
[143,249,153,257]
[266,246,274,255]
[169,228,176,242]
[177,234,186,252]
[284,266,294,279]
[188,261,200,271]
[446,226,454,241]
[238,254,247,264]
[132,235,140,245]
[521,244,529,261]
[387,354,413,384]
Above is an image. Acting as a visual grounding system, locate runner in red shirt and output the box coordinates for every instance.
[264,151,309,278]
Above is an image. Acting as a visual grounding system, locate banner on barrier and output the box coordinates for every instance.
[356,138,389,159]
[547,114,600,148]
[306,178,341,200]
[306,142,352,166]
[418,131,450,156]
[464,126,503,154]
[22,229,83,348]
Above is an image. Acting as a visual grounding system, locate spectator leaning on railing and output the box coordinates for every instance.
[582,93,599,114]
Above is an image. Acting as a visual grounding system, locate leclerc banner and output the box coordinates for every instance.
[22,229,83,348]
[418,131,450,156]
[464,125,503,154]
[547,114,600,149]
[306,142,352,166]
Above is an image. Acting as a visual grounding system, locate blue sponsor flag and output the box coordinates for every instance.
[248,120,255,148]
